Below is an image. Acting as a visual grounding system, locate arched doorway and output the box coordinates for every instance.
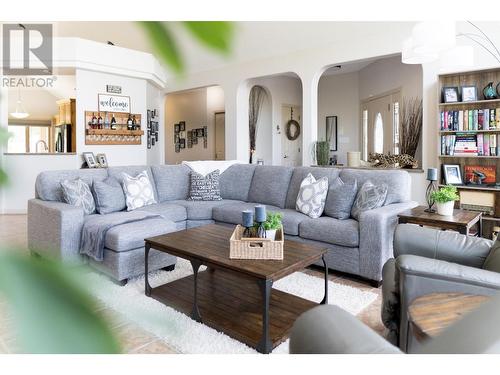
[164,85,225,163]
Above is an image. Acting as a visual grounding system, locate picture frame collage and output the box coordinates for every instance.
[174,121,208,153]
[147,109,159,149]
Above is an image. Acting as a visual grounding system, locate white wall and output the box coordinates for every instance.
[146,81,165,165]
[75,69,148,167]
[359,55,423,101]
[165,86,224,164]
[317,72,359,165]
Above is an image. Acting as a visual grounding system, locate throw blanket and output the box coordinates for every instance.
[80,211,161,262]
[182,160,241,177]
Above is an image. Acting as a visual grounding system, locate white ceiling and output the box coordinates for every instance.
[53,21,413,75]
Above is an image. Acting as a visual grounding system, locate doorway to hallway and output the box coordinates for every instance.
[281,105,302,167]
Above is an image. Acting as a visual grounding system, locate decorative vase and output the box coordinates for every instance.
[347,151,361,167]
[265,229,277,241]
[436,201,455,216]
[483,82,497,100]
[496,82,500,97]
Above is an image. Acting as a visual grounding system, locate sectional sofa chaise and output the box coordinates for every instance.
[28,164,416,285]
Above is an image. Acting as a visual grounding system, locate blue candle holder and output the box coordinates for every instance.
[254,205,267,238]
[242,210,254,238]
[255,205,266,223]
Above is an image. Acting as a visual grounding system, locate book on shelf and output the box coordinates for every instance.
[440,133,500,156]
[440,108,500,131]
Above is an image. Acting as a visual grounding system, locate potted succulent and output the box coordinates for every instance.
[430,185,459,216]
[263,212,283,240]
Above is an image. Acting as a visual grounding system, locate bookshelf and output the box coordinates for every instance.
[438,68,500,239]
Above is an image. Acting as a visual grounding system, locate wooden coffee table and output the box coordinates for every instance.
[144,224,328,354]
[398,206,482,236]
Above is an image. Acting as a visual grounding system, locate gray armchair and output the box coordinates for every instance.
[290,224,500,354]
[289,292,500,354]
[382,224,500,352]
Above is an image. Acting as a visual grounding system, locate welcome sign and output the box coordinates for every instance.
[98,94,130,113]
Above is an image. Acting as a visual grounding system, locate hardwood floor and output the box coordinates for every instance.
[0,214,384,354]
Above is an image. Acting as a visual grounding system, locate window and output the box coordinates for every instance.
[7,124,50,153]
[374,112,384,154]
[393,101,400,155]
[362,109,368,160]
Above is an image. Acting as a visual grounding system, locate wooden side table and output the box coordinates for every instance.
[408,293,490,343]
[398,206,482,236]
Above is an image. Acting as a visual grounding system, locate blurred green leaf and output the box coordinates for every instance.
[182,21,233,54]
[0,127,10,144]
[0,127,9,186]
[139,21,184,74]
[0,168,7,186]
[0,253,120,353]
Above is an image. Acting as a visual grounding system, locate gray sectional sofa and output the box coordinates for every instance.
[28,164,417,285]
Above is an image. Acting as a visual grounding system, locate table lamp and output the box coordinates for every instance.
[425,168,438,213]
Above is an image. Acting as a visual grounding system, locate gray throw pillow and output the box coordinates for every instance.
[483,238,500,273]
[351,180,388,220]
[295,173,329,218]
[324,177,358,220]
[93,177,126,215]
[189,170,222,201]
[122,170,157,211]
[60,178,96,215]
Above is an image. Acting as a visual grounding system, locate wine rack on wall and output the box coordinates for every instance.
[84,111,144,145]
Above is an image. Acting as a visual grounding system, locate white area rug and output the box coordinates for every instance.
[85,259,377,354]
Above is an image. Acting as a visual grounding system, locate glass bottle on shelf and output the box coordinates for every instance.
[104,113,110,130]
[132,115,137,130]
[111,114,117,130]
[127,114,133,131]
[91,112,97,129]
[97,113,103,129]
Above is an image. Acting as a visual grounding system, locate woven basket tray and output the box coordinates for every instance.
[229,225,284,260]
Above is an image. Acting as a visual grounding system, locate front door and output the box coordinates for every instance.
[214,111,225,160]
[362,91,401,159]
[281,105,302,167]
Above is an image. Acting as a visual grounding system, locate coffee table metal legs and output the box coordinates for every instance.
[190,259,203,323]
[145,243,152,297]
[256,278,273,354]
[321,255,328,305]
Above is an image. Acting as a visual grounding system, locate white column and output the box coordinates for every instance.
[299,71,321,166]
[223,80,250,162]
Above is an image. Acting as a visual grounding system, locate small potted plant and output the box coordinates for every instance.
[430,185,459,216]
[263,212,283,240]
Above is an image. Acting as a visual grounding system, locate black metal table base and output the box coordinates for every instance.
[256,278,273,354]
[190,259,203,323]
[144,243,329,354]
[320,255,328,305]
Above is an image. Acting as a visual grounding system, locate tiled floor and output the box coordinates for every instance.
[0,214,383,354]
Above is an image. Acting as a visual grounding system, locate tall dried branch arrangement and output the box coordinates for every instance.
[399,97,423,158]
[249,85,266,163]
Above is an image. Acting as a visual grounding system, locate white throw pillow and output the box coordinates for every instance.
[121,170,156,211]
[296,173,329,218]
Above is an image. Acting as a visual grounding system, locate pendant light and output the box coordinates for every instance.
[10,87,30,119]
